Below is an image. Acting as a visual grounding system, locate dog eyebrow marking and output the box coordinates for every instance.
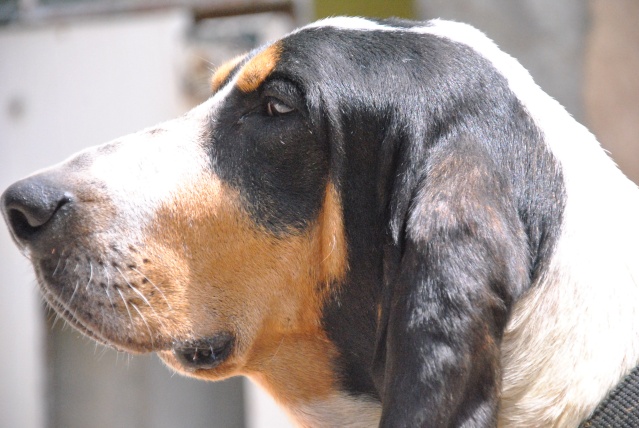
[210,55,246,93]
[235,43,282,93]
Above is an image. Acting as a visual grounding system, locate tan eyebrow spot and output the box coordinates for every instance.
[210,55,246,93]
[236,43,282,93]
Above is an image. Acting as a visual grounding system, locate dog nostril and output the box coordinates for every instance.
[1,177,73,243]
[7,208,42,241]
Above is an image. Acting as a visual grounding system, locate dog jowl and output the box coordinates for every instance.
[3,17,639,428]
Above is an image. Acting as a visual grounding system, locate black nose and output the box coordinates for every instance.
[1,176,72,244]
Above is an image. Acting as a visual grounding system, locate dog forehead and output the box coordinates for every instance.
[273,18,483,80]
[209,18,423,95]
[291,17,509,68]
[211,16,520,100]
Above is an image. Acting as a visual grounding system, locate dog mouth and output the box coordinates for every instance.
[36,254,237,371]
[23,231,239,373]
[42,277,237,370]
[171,333,235,372]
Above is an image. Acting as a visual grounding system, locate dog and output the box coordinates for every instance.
[2,16,639,427]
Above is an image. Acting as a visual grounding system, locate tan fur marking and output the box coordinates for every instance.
[245,327,339,405]
[144,178,348,405]
[236,43,282,93]
[210,55,245,93]
[243,182,348,406]
[318,182,348,286]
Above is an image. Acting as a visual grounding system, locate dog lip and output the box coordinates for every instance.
[40,285,171,354]
[41,289,117,349]
[172,333,235,372]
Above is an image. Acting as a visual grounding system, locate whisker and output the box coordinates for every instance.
[116,288,135,330]
[52,256,64,277]
[195,53,216,68]
[130,302,154,347]
[61,257,69,275]
[103,265,111,287]
[115,267,167,329]
[68,280,80,304]
[95,344,110,361]
[104,286,118,318]
[131,267,172,310]
[102,266,119,319]
[115,267,148,304]
[86,261,94,290]
[51,312,62,330]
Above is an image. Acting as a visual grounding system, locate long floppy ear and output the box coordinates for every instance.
[375,133,530,426]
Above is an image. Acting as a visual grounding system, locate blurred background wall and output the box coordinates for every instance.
[0,1,637,427]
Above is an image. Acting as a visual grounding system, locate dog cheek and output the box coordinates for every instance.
[140,179,349,389]
[139,177,246,330]
[138,176,297,341]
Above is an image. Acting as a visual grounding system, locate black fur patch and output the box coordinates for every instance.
[208,77,329,233]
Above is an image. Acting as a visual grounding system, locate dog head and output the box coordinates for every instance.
[2,27,350,377]
[4,16,610,426]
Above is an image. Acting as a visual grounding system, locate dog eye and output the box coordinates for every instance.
[265,98,294,116]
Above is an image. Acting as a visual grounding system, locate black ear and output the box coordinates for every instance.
[375,134,530,426]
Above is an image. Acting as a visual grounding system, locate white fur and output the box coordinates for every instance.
[300,16,395,32]
[290,394,381,428]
